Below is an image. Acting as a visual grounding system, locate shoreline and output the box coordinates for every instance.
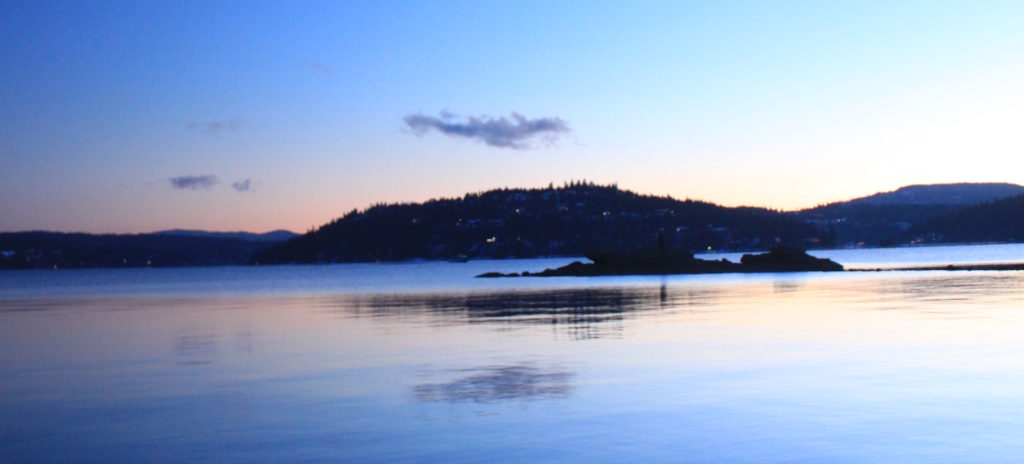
[849,263,1024,272]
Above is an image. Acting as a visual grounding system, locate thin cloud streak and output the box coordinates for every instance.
[232,179,252,192]
[404,111,570,149]
[187,118,244,136]
[169,175,218,190]
[308,60,332,76]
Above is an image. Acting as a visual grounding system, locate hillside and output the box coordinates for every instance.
[8,183,1023,269]
[907,194,1024,243]
[794,183,1024,246]
[839,183,1024,206]
[154,229,298,242]
[257,182,830,264]
[0,230,293,269]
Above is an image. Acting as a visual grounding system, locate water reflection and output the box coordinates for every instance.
[9,264,1024,462]
[772,279,802,294]
[338,286,722,340]
[234,326,254,354]
[896,274,1023,301]
[173,333,218,365]
[852,273,1024,317]
[172,325,255,366]
[415,363,574,404]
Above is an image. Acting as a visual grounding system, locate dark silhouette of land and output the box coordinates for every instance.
[154,229,298,242]
[5,182,1024,269]
[796,183,1024,246]
[825,183,1024,206]
[0,230,295,269]
[257,181,829,264]
[478,246,843,277]
[851,263,1024,272]
[905,193,1024,244]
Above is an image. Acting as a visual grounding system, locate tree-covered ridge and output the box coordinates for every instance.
[794,183,1024,246]
[0,232,279,269]
[258,182,830,263]
[835,183,1024,206]
[8,182,1024,269]
[907,193,1024,243]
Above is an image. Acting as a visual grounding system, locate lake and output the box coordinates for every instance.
[4,243,1024,462]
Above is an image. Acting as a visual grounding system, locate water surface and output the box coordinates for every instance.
[4,244,1024,462]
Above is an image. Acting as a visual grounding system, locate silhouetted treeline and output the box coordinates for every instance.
[257,182,830,263]
[831,183,1024,206]
[0,232,285,269]
[907,193,1024,243]
[7,183,1024,270]
[795,204,962,245]
[795,183,1024,246]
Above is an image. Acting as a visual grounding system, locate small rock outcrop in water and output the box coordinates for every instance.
[478,246,843,277]
[739,245,844,272]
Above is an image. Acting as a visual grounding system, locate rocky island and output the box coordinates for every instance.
[478,245,844,278]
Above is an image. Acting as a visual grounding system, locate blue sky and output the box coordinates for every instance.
[3,1,1023,232]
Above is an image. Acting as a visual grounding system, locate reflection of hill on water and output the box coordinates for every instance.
[342,286,722,340]
[415,363,573,404]
[868,274,1024,318]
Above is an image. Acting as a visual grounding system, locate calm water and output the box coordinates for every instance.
[4,244,1024,462]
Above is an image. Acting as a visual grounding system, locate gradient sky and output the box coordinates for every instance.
[3,1,1023,233]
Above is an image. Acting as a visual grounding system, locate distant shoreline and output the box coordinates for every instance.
[4,242,1024,271]
[850,262,1024,272]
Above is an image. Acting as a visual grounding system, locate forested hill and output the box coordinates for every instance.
[832,183,1024,206]
[257,182,830,264]
[0,231,292,269]
[907,194,1024,243]
[154,229,298,242]
[794,183,1024,246]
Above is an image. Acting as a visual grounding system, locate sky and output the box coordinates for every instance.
[2,1,1023,233]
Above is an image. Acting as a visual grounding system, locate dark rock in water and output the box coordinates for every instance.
[740,245,844,272]
[476,271,519,278]
[489,251,741,277]
[587,250,693,267]
[575,251,739,275]
[477,245,843,277]
[528,261,596,277]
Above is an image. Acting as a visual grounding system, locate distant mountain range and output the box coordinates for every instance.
[0,230,295,269]
[4,182,1024,269]
[154,229,298,242]
[833,183,1024,206]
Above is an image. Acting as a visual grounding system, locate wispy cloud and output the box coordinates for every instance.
[232,179,252,192]
[404,111,570,149]
[169,175,218,190]
[308,60,332,76]
[187,118,244,136]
